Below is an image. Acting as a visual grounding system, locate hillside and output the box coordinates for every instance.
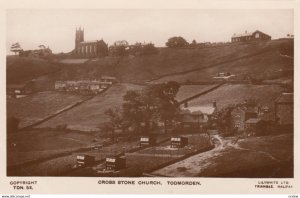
[54,39,293,83]
[6,56,60,84]
[6,39,293,85]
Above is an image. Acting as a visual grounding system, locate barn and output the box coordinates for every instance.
[231,30,271,43]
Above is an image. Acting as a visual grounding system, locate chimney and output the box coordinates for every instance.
[213,101,217,108]
[184,102,188,108]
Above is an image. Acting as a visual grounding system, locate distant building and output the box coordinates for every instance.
[231,30,271,43]
[19,45,52,58]
[74,27,108,58]
[275,93,293,125]
[54,77,116,95]
[7,81,34,98]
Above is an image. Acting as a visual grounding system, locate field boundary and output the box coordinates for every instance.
[177,82,225,106]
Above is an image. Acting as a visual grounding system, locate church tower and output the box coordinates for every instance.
[75,27,84,53]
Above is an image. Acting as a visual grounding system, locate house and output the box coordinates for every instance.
[171,136,188,148]
[231,106,258,131]
[231,30,271,43]
[275,93,293,125]
[177,101,217,132]
[105,156,126,171]
[76,155,95,167]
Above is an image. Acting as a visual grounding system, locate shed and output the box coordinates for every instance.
[140,136,156,146]
[76,154,95,167]
[171,136,188,148]
[105,156,126,171]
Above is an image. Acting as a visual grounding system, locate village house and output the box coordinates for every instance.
[177,101,217,133]
[275,93,293,126]
[230,106,258,131]
[231,30,271,43]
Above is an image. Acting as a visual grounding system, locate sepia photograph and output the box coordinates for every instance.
[6,8,294,178]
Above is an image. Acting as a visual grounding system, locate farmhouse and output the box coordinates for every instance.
[177,102,217,132]
[231,30,271,43]
[275,93,293,125]
[74,27,108,58]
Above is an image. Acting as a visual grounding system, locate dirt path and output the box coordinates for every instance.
[151,134,291,177]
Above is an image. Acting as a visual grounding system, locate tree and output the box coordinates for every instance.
[190,40,197,46]
[122,81,180,134]
[104,107,128,142]
[166,36,189,48]
[10,43,23,55]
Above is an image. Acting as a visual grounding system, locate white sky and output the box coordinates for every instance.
[6,9,293,54]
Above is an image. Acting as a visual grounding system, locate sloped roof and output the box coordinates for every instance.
[80,40,98,44]
[276,93,293,103]
[232,30,271,38]
[232,32,253,38]
[181,106,216,115]
[245,118,261,124]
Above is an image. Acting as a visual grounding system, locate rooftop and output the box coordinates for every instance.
[181,106,216,115]
[245,118,261,124]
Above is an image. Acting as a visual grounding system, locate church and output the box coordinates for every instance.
[74,27,108,58]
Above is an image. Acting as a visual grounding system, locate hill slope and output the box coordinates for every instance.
[6,39,293,85]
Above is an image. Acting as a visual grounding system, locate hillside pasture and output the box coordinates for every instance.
[37,83,144,131]
[175,84,218,102]
[184,84,285,109]
[7,91,88,128]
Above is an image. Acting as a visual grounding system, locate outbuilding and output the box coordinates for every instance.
[105,156,126,171]
[76,154,95,167]
[140,136,156,146]
[171,136,188,148]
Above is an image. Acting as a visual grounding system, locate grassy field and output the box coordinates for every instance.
[7,129,98,167]
[10,137,141,176]
[175,84,218,102]
[7,91,88,128]
[37,83,144,131]
[184,84,286,109]
[152,133,293,177]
